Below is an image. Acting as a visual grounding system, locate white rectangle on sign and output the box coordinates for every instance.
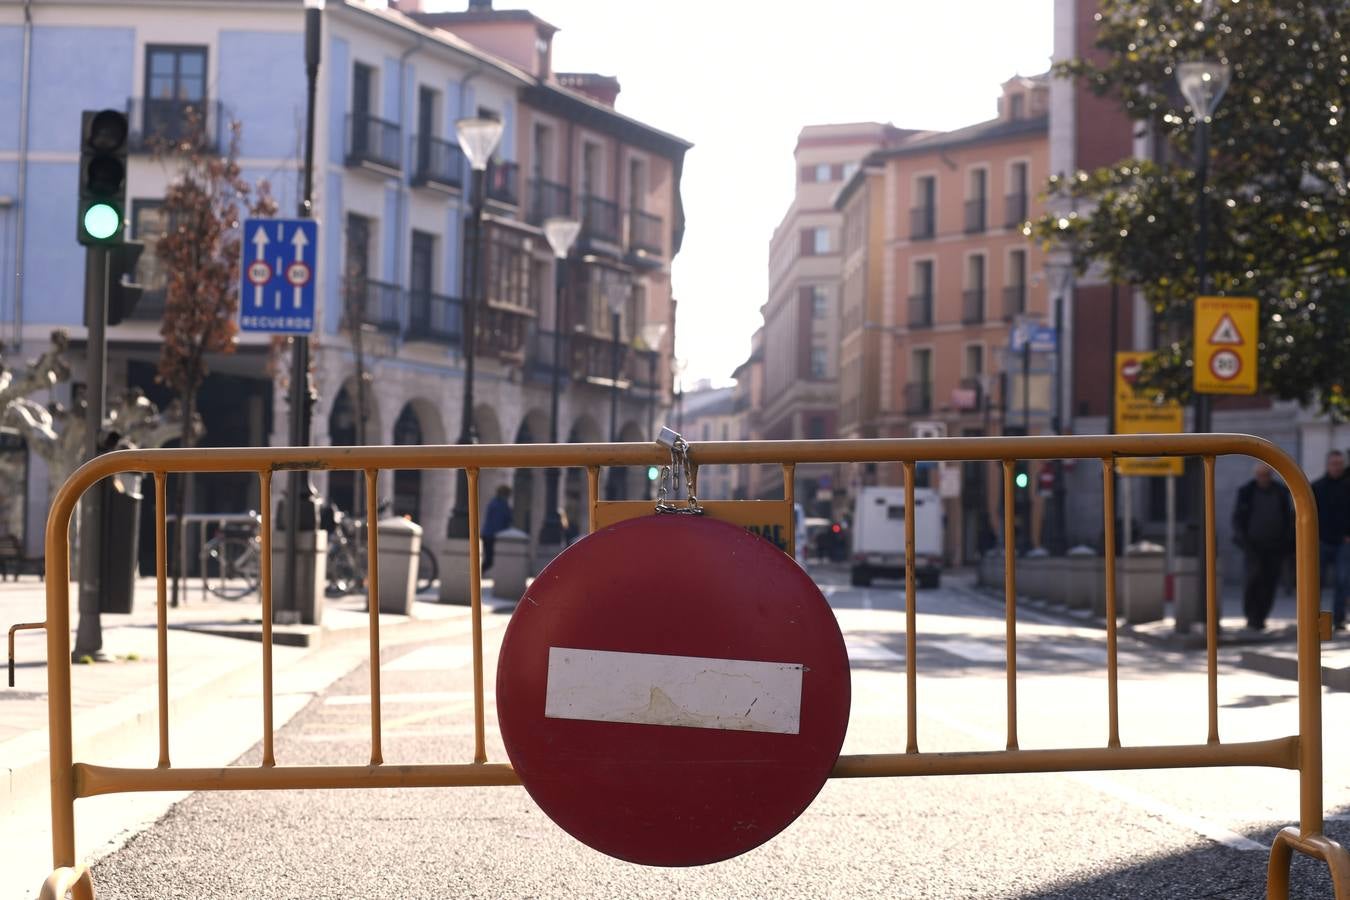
[544,647,803,735]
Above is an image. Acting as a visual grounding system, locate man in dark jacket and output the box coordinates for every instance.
[1313,449,1350,630]
[481,485,513,573]
[1232,464,1294,631]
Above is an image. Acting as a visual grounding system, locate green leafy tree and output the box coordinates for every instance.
[157,117,276,604]
[1030,0,1350,416]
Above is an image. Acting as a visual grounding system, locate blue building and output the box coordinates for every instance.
[0,0,690,562]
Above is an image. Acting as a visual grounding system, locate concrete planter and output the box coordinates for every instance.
[1064,549,1101,611]
[1019,554,1049,600]
[270,530,329,625]
[489,528,530,602]
[375,516,421,615]
[439,538,481,605]
[1121,546,1166,624]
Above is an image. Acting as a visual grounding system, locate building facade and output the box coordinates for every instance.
[0,0,688,563]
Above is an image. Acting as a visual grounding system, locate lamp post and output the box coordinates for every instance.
[606,278,627,500]
[538,215,580,548]
[279,0,324,625]
[1177,59,1230,618]
[1044,259,1074,554]
[638,322,668,440]
[446,116,503,541]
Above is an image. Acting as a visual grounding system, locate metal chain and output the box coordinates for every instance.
[654,428,704,516]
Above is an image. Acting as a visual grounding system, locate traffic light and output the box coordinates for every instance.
[78,109,129,246]
[1014,461,1030,491]
[647,465,660,482]
[106,241,145,325]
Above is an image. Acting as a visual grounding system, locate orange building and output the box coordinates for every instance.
[835,75,1051,562]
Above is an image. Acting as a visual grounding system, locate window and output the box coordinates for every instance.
[1010,93,1025,120]
[815,163,832,182]
[911,175,937,239]
[130,200,168,311]
[842,161,860,181]
[415,86,439,177]
[1006,161,1030,226]
[721,422,729,441]
[144,45,207,143]
[351,62,375,156]
[582,142,600,197]
[915,259,934,297]
[964,344,984,378]
[702,423,711,441]
[1010,161,1029,198]
[629,157,645,211]
[345,214,371,285]
[484,227,537,311]
[410,231,435,297]
[811,285,828,320]
[800,226,831,254]
[810,346,828,379]
[913,348,933,384]
[967,254,986,291]
[532,123,551,179]
[1005,249,1027,318]
[806,415,827,439]
[965,169,988,233]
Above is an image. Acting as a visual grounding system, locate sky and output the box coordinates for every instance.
[455,1,1055,387]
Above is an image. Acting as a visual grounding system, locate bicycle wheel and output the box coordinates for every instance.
[205,537,260,600]
[416,545,438,593]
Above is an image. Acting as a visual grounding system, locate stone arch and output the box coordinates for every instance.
[561,413,605,538]
[326,378,381,516]
[615,420,648,500]
[511,410,550,540]
[390,397,449,536]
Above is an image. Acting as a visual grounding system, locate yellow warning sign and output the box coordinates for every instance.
[1115,351,1183,476]
[1194,296,1258,395]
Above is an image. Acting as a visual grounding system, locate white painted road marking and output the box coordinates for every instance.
[382,645,474,672]
[928,639,1008,664]
[544,647,804,735]
[846,640,904,663]
[324,690,475,706]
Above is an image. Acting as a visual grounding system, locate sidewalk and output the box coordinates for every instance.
[2,574,513,828]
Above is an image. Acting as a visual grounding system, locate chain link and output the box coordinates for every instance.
[654,430,704,516]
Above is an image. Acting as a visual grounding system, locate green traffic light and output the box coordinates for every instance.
[1015,472,1029,489]
[646,465,660,482]
[83,203,121,241]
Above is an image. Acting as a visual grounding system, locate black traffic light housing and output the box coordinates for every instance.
[106,241,145,325]
[78,109,129,246]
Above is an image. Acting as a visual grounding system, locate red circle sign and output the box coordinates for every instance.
[497,515,851,867]
[247,260,271,286]
[1120,358,1141,384]
[286,260,311,287]
[1209,348,1241,381]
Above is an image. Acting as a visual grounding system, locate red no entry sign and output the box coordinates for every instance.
[496,514,851,866]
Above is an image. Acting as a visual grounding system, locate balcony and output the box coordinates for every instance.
[909,206,935,240]
[628,209,664,256]
[908,294,933,329]
[411,135,464,190]
[962,288,986,325]
[477,302,532,359]
[345,279,403,334]
[528,178,571,226]
[486,160,519,206]
[904,381,932,416]
[955,376,985,411]
[407,291,462,346]
[1005,192,1029,228]
[1003,284,1027,320]
[346,113,402,172]
[964,197,987,234]
[580,195,621,245]
[127,98,225,154]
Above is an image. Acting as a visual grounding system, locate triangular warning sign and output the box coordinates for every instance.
[1208,313,1243,346]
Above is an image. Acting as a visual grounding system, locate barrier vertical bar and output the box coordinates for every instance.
[1204,455,1219,746]
[366,469,383,766]
[903,460,918,754]
[468,468,486,764]
[1002,459,1018,751]
[1285,453,1325,837]
[1101,459,1121,749]
[258,470,275,767]
[154,472,169,768]
[586,466,600,534]
[45,487,77,872]
[783,464,796,560]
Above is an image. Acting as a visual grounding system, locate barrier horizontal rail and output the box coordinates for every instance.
[25,432,1350,899]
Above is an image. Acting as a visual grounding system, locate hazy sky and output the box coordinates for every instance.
[472,1,1055,386]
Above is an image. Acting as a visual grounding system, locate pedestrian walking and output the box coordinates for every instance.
[1312,449,1350,631]
[1232,464,1294,631]
[482,485,513,573]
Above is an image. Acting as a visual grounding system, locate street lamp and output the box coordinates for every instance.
[1044,258,1074,554]
[278,0,325,626]
[446,115,503,541]
[606,277,628,499]
[638,322,668,440]
[1177,57,1229,626]
[538,216,580,548]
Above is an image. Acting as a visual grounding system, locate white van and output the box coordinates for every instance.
[850,485,943,588]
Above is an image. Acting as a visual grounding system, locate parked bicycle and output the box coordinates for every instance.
[201,513,262,600]
[325,501,438,596]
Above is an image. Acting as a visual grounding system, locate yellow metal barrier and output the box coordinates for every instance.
[28,434,1350,897]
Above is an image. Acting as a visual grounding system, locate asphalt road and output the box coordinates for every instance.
[88,569,1350,898]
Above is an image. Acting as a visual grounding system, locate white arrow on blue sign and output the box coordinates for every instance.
[239,218,318,335]
[1010,324,1057,353]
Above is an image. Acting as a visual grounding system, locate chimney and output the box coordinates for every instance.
[468,0,492,9]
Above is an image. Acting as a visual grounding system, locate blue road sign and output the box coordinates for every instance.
[1010,324,1057,353]
[239,218,318,334]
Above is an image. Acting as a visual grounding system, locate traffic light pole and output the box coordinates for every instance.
[73,246,108,660]
[281,2,322,623]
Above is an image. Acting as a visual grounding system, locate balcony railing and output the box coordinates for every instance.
[581,195,621,245]
[904,381,933,415]
[628,209,664,256]
[1005,192,1029,228]
[908,294,933,329]
[532,328,658,389]
[411,135,464,189]
[962,288,986,325]
[486,160,519,206]
[407,291,462,346]
[477,302,532,359]
[127,98,225,154]
[347,113,402,172]
[528,178,571,225]
[345,279,403,334]
[909,206,935,240]
[964,197,987,234]
[955,376,985,412]
[1003,284,1027,320]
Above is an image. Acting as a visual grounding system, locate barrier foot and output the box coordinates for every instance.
[38,865,94,900]
[1267,827,1350,900]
